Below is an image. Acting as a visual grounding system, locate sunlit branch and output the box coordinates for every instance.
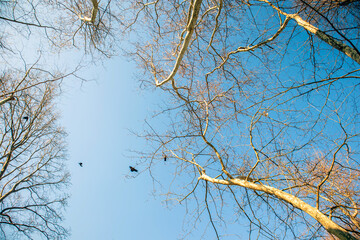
[199,173,358,240]
[0,95,15,106]
[155,0,203,87]
[78,0,99,24]
[206,16,291,77]
[257,0,360,64]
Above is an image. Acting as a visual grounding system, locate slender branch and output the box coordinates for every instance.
[205,181,220,240]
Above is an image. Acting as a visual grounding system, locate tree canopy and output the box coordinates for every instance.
[119,0,360,239]
[1,0,359,239]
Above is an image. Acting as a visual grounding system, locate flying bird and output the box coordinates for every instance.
[23,116,29,120]
[129,166,138,172]
[78,162,83,167]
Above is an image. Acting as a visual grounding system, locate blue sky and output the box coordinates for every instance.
[5,3,357,239]
[4,18,229,240]
[59,57,201,240]
[58,55,253,240]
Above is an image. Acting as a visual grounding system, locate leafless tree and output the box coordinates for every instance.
[0,0,116,57]
[119,0,360,239]
[0,2,89,239]
[0,70,69,239]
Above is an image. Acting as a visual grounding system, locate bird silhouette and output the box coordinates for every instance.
[23,116,29,120]
[129,166,138,172]
[79,162,83,167]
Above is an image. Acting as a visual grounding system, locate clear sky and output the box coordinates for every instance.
[3,2,359,240]
[59,57,207,240]
[4,16,232,240]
